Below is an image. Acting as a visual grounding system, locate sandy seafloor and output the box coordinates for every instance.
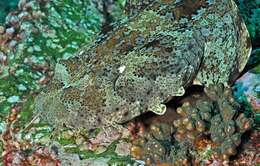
[0,0,259,165]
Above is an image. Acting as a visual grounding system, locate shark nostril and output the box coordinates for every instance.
[123,111,129,117]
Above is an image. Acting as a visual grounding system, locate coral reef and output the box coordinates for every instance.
[129,84,254,165]
[35,0,251,131]
[0,0,259,165]
[0,0,104,121]
[130,122,173,165]
[231,130,260,165]
[234,0,260,46]
[173,84,253,161]
[234,58,260,113]
[0,0,131,165]
[0,105,134,166]
[233,0,260,120]
[173,99,211,143]
[169,142,193,166]
[1,107,61,166]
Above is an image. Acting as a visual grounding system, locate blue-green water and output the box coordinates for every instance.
[0,0,19,23]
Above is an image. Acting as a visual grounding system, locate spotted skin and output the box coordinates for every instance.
[35,0,251,130]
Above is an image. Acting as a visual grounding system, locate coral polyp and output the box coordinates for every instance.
[0,0,258,165]
[173,100,212,143]
[173,84,253,160]
[130,121,173,165]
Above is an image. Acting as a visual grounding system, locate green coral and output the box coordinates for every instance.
[131,122,173,165]
[0,0,104,121]
[169,142,191,166]
[235,0,260,43]
[0,0,128,165]
[173,99,211,143]
[173,84,253,160]
[0,0,257,165]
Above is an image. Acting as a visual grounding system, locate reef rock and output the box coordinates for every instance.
[35,0,251,130]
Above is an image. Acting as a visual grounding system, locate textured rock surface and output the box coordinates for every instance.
[35,0,251,130]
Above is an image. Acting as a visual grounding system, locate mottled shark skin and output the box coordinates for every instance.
[35,0,251,130]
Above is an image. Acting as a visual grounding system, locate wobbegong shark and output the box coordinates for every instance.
[35,0,251,130]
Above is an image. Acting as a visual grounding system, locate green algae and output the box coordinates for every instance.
[0,0,129,165]
[235,0,260,43]
[64,141,134,164]
[0,0,19,23]
[0,0,104,121]
[0,0,128,122]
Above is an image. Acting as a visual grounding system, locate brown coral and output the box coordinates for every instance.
[174,84,253,161]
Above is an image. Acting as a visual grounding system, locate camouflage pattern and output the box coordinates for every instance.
[35,0,251,130]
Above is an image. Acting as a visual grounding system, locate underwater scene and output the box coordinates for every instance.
[0,0,259,165]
